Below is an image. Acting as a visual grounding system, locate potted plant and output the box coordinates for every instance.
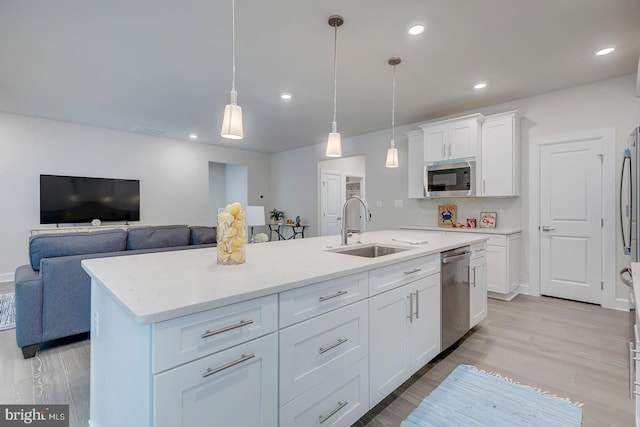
[269,209,284,224]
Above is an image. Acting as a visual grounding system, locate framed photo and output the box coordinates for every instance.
[466,218,477,228]
[438,205,457,227]
[480,212,497,228]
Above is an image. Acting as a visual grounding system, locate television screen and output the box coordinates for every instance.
[40,175,140,224]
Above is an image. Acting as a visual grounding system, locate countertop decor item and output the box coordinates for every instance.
[480,211,497,228]
[467,218,477,228]
[217,202,246,264]
[438,205,457,227]
[401,364,582,427]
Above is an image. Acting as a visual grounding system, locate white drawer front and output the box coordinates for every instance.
[470,241,487,259]
[152,294,277,373]
[279,300,369,405]
[154,333,278,427]
[280,357,369,427]
[279,272,368,328]
[486,234,506,246]
[369,254,439,296]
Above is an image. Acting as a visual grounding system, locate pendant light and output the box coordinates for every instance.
[326,15,344,158]
[221,0,243,139]
[385,57,401,168]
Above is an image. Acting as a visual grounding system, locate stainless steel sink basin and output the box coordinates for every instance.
[328,244,409,258]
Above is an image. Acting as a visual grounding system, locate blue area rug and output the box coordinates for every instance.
[401,364,583,427]
[0,293,16,331]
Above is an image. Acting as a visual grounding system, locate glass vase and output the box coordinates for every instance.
[216,205,246,265]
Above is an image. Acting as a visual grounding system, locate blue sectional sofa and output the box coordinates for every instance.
[14,225,217,358]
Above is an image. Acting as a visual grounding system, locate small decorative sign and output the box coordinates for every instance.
[480,212,497,228]
[466,218,477,228]
[438,205,457,227]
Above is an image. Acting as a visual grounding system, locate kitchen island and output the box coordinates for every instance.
[82,230,487,427]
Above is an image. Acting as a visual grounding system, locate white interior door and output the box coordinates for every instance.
[539,139,602,304]
[321,171,342,236]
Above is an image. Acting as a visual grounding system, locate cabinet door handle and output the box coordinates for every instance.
[319,338,349,354]
[629,342,640,399]
[404,268,422,275]
[202,353,255,378]
[472,266,476,287]
[319,290,348,302]
[414,290,419,319]
[201,319,254,339]
[407,293,414,323]
[319,401,348,424]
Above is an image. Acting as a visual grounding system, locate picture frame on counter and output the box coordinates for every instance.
[480,212,497,228]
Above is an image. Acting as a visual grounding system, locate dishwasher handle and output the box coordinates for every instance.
[441,251,471,264]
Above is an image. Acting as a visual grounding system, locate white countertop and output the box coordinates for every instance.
[399,225,521,235]
[82,230,487,324]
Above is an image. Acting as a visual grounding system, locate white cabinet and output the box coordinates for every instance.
[407,129,425,198]
[421,114,484,163]
[369,272,440,408]
[155,333,278,427]
[469,243,487,328]
[480,111,520,196]
[484,234,520,300]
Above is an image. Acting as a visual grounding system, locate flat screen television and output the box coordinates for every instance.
[40,174,140,224]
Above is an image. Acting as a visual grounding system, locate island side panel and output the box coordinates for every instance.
[90,280,153,427]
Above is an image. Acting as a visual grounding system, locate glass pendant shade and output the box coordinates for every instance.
[326,131,342,157]
[385,146,399,168]
[221,98,243,139]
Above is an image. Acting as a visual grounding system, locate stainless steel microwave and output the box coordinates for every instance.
[425,161,476,197]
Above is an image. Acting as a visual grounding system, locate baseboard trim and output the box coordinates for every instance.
[488,289,519,301]
[0,272,15,283]
[517,283,539,297]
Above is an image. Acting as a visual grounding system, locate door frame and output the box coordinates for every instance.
[528,128,617,309]
[318,168,365,236]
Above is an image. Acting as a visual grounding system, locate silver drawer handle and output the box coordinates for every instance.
[319,338,348,354]
[202,353,255,378]
[319,290,348,302]
[201,319,254,339]
[414,290,419,319]
[404,268,422,275]
[475,248,486,253]
[319,401,348,424]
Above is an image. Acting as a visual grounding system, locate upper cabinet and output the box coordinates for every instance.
[421,114,484,163]
[480,111,520,197]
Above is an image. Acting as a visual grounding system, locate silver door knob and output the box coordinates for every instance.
[541,226,556,231]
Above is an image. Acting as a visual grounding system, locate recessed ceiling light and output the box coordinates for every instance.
[280,93,292,100]
[189,134,198,140]
[595,47,615,56]
[408,25,425,36]
[474,82,488,89]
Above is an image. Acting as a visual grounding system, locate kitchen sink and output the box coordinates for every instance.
[328,244,409,258]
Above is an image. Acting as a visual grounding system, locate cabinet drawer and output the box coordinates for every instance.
[152,294,277,373]
[369,254,439,296]
[470,241,487,259]
[279,272,368,328]
[154,333,278,427]
[486,235,506,246]
[279,300,369,405]
[280,357,369,427]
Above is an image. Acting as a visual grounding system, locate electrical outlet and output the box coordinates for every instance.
[394,200,403,207]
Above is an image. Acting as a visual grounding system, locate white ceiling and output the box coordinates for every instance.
[1,0,639,154]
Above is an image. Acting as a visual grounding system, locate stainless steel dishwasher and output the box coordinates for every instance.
[441,246,471,351]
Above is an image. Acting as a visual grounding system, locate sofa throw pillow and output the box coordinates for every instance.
[190,226,217,245]
[29,229,127,271]
[127,225,190,250]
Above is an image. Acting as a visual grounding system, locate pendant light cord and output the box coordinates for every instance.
[332,22,338,129]
[230,0,237,103]
[391,64,396,148]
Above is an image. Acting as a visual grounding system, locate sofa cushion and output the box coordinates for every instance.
[29,229,127,271]
[127,225,190,250]
[190,226,217,245]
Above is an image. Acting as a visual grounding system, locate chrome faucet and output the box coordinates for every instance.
[341,195,372,245]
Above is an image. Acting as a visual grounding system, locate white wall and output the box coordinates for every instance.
[271,74,640,307]
[0,112,271,280]
[208,162,227,224]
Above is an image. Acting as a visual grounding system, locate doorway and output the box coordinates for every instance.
[529,128,615,307]
[318,155,366,236]
[208,162,248,224]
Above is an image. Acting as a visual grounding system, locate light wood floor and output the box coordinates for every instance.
[0,287,633,427]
